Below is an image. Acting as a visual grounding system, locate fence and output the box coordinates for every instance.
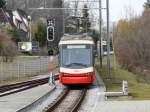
[0,56,58,81]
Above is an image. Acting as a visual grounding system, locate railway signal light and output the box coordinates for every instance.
[47,19,53,26]
[48,49,54,56]
[47,26,54,41]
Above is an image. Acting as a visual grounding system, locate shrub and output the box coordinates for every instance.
[0,35,17,62]
[113,10,150,73]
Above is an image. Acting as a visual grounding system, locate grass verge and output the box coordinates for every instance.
[95,55,150,100]
[0,56,40,62]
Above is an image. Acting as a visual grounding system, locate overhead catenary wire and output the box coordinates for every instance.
[28,7,106,10]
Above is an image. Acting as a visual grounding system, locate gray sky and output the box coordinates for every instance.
[107,0,146,21]
[66,0,146,23]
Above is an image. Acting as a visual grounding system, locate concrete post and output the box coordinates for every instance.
[24,62,26,76]
[17,62,20,79]
[122,80,128,95]
[0,62,2,82]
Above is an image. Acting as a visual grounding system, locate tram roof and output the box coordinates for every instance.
[60,33,93,41]
[59,34,94,45]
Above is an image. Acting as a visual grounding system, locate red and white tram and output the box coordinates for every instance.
[59,34,95,85]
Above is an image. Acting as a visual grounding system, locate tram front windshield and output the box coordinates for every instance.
[60,44,93,69]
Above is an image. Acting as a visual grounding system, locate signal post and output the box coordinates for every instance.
[47,18,55,85]
[49,56,55,85]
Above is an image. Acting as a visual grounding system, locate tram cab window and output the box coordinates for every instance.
[60,44,93,69]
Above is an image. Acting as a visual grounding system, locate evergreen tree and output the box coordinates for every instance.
[0,0,6,8]
[34,22,47,47]
[81,4,91,33]
[144,0,150,9]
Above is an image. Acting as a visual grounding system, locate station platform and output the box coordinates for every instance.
[0,84,54,112]
[94,100,150,112]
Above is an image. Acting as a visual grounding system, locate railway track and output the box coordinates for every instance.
[45,87,87,112]
[0,75,59,97]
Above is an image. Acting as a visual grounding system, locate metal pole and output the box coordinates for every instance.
[12,0,14,9]
[27,18,29,41]
[28,16,32,42]
[106,0,112,79]
[74,1,79,33]
[25,0,27,9]
[29,8,107,10]
[99,0,102,67]
[44,0,46,8]
[30,20,32,42]
[86,21,87,33]
[62,1,65,34]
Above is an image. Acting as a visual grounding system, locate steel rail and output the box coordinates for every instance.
[0,75,59,97]
[45,88,69,112]
[70,88,87,112]
[45,88,87,112]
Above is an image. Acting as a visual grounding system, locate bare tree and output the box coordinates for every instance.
[113,10,150,73]
[0,35,17,62]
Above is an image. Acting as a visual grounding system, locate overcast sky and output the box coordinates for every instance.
[66,0,146,23]
[107,0,146,21]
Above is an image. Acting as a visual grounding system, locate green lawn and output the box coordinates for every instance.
[14,56,40,62]
[0,56,40,62]
[95,55,150,100]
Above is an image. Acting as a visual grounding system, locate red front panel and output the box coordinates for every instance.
[59,72,94,85]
